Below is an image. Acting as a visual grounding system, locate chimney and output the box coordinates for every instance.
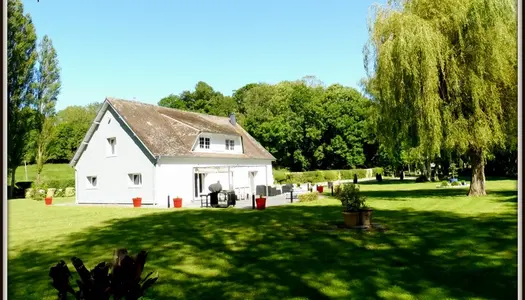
[229,113,236,126]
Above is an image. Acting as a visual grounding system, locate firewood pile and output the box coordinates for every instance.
[49,249,158,300]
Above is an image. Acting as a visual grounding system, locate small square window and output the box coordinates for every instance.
[128,173,142,187]
[107,137,116,156]
[87,176,97,188]
[199,137,210,149]
[225,139,235,150]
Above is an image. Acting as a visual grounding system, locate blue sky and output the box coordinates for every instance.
[23,0,382,110]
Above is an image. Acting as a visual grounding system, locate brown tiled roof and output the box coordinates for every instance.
[106,97,275,160]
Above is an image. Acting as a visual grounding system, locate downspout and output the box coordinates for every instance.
[75,168,78,204]
[153,156,158,206]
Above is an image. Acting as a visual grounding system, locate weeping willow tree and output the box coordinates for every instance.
[363,0,517,196]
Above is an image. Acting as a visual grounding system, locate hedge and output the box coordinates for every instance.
[298,191,319,202]
[273,167,383,184]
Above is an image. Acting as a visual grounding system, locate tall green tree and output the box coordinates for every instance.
[364,0,517,195]
[7,0,37,197]
[48,103,101,162]
[32,35,61,182]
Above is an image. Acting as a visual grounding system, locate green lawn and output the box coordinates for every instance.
[8,179,517,299]
[9,163,74,183]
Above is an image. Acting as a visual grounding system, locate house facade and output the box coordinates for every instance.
[70,98,275,208]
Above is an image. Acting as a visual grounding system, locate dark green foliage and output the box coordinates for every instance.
[49,249,158,300]
[159,79,377,172]
[416,175,429,182]
[298,192,319,202]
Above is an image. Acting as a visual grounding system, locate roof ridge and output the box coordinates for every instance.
[106,97,231,120]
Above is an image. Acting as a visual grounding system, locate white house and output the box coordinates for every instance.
[70,97,276,208]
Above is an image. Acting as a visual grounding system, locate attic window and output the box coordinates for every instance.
[199,137,210,149]
[128,173,142,187]
[225,139,235,150]
[107,137,116,156]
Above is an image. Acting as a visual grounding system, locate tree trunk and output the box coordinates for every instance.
[425,160,432,180]
[468,149,486,196]
[9,167,16,199]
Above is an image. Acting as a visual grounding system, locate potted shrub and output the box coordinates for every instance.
[338,183,367,228]
[173,196,182,208]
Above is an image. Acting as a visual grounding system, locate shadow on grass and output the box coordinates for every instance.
[8,203,517,299]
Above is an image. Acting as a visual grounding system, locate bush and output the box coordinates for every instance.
[324,170,339,181]
[451,181,461,186]
[54,188,65,197]
[65,187,76,197]
[372,167,384,175]
[44,179,75,189]
[338,183,367,212]
[441,181,450,187]
[31,181,48,200]
[298,191,319,202]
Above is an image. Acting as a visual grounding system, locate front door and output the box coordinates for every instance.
[194,173,206,198]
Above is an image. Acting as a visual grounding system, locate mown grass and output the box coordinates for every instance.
[8,179,517,299]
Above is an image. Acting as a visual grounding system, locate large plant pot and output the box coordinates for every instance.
[173,197,182,208]
[256,197,266,210]
[317,185,324,193]
[45,197,52,206]
[342,211,359,227]
[132,197,142,207]
[359,209,373,227]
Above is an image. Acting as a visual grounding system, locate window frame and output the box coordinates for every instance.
[199,137,210,149]
[86,176,98,189]
[107,137,117,157]
[225,139,235,151]
[128,173,142,188]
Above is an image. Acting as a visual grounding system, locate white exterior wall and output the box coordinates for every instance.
[75,109,156,205]
[154,157,274,208]
[192,133,243,154]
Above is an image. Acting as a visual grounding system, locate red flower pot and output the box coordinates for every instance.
[317,185,324,193]
[173,197,182,208]
[256,198,266,210]
[132,197,142,207]
[45,197,52,205]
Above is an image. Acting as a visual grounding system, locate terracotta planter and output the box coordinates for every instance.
[256,198,266,210]
[173,197,182,208]
[359,209,373,227]
[342,211,359,227]
[45,197,52,206]
[132,197,142,207]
